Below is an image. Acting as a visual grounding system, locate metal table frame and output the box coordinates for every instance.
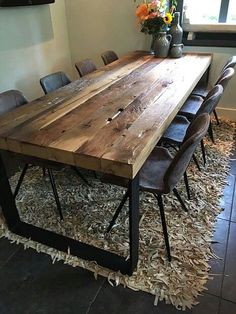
[0,154,139,275]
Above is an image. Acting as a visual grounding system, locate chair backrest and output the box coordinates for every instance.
[215,67,235,90]
[164,113,210,192]
[222,55,236,72]
[101,50,118,65]
[40,71,71,94]
[196,84,223,116]
[0,89,28,116]
[75,59,97,77]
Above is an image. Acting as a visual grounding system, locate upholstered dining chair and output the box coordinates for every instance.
[161,84,224,167]
[101,50,118,65]
[179,68,234,143]
[101,113,211,261]
[0,90,63,219]
[40,71,71,94]
[75,59,97,77]
[191,55,236,124]
[40,71,90,186]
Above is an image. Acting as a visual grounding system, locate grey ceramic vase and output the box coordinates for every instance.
[169,12,183,45]
[170,43,184,58]
[153,32,172,58]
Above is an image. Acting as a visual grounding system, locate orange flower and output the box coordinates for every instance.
[136,3,149,21]
[148,12,158,19]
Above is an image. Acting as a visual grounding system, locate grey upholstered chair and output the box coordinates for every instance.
[192,56,236,124]
[40,71,71,94]
[162,85,224,166]
[101,50,118,65]
[101,113,211,261]
[222,55,236,72]
[179,68,234,141]
[0,89,27,115]
[40,71,90,186]
[192,56,236,98]
[0,90,63,219]
[75,59,97,77]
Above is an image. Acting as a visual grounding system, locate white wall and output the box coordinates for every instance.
[64,0,149,79]
[0,0,72,101]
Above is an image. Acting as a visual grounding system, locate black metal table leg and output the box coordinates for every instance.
[0,154,21,230]
[128,173,139,275]
[0,154,139,276]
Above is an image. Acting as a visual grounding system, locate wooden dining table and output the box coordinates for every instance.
[0,51,212,275]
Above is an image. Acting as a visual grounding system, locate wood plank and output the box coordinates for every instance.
[74,55,211,177]
[100,55,212,178]
[0,52,212,179]
[4,57,163,149]
[0,52,151,137]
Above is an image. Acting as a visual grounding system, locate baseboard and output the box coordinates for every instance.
[216,107,236,122]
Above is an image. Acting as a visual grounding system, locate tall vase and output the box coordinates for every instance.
[169,12,183,45]
[153,32,172,58]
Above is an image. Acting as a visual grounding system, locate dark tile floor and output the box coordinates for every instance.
[0,142,236,314]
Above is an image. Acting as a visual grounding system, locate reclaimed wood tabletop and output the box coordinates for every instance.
[0,51,212,179]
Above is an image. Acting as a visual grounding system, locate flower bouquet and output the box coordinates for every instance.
[134,0,177,34]
[134,0,177,55]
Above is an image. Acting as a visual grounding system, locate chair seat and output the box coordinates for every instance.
[101,147,173,194]
[162,115,190,144]
[178,95,203,119]
[191,82,209,98]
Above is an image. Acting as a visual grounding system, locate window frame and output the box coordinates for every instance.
[176,0,236,47]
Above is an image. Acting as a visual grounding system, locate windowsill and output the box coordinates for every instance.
[183,23,236,33]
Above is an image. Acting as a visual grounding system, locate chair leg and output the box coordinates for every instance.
[173,188,188,212]
[154,193,171,262]
[183,171,191,200]
[13,163,29,198]
[106,189,129,233]
[71,166,90,186]
[47,168,63,220]
[208,120,215,144]
[168,143,179,152]
[42,167,47,177]
[213,109,220,125]
[192,154,201,171]
[200,139,206,166]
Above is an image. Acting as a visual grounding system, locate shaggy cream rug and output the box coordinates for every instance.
[0,120,235,310]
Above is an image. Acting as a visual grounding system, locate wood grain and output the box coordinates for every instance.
[0,52,212,179]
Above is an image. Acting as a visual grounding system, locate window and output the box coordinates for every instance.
[177,0,236,47]
[227,0,236,23]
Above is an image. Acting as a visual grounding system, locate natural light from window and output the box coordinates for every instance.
[227,0,236,23]
[183,0,222,24]
[183,0,236,25]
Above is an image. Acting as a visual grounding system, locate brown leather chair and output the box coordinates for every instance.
[75,59,97,77]
[0,90,63,219]
[101,113,211,261]
[40,71,71,94]
[101,50,118,65]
